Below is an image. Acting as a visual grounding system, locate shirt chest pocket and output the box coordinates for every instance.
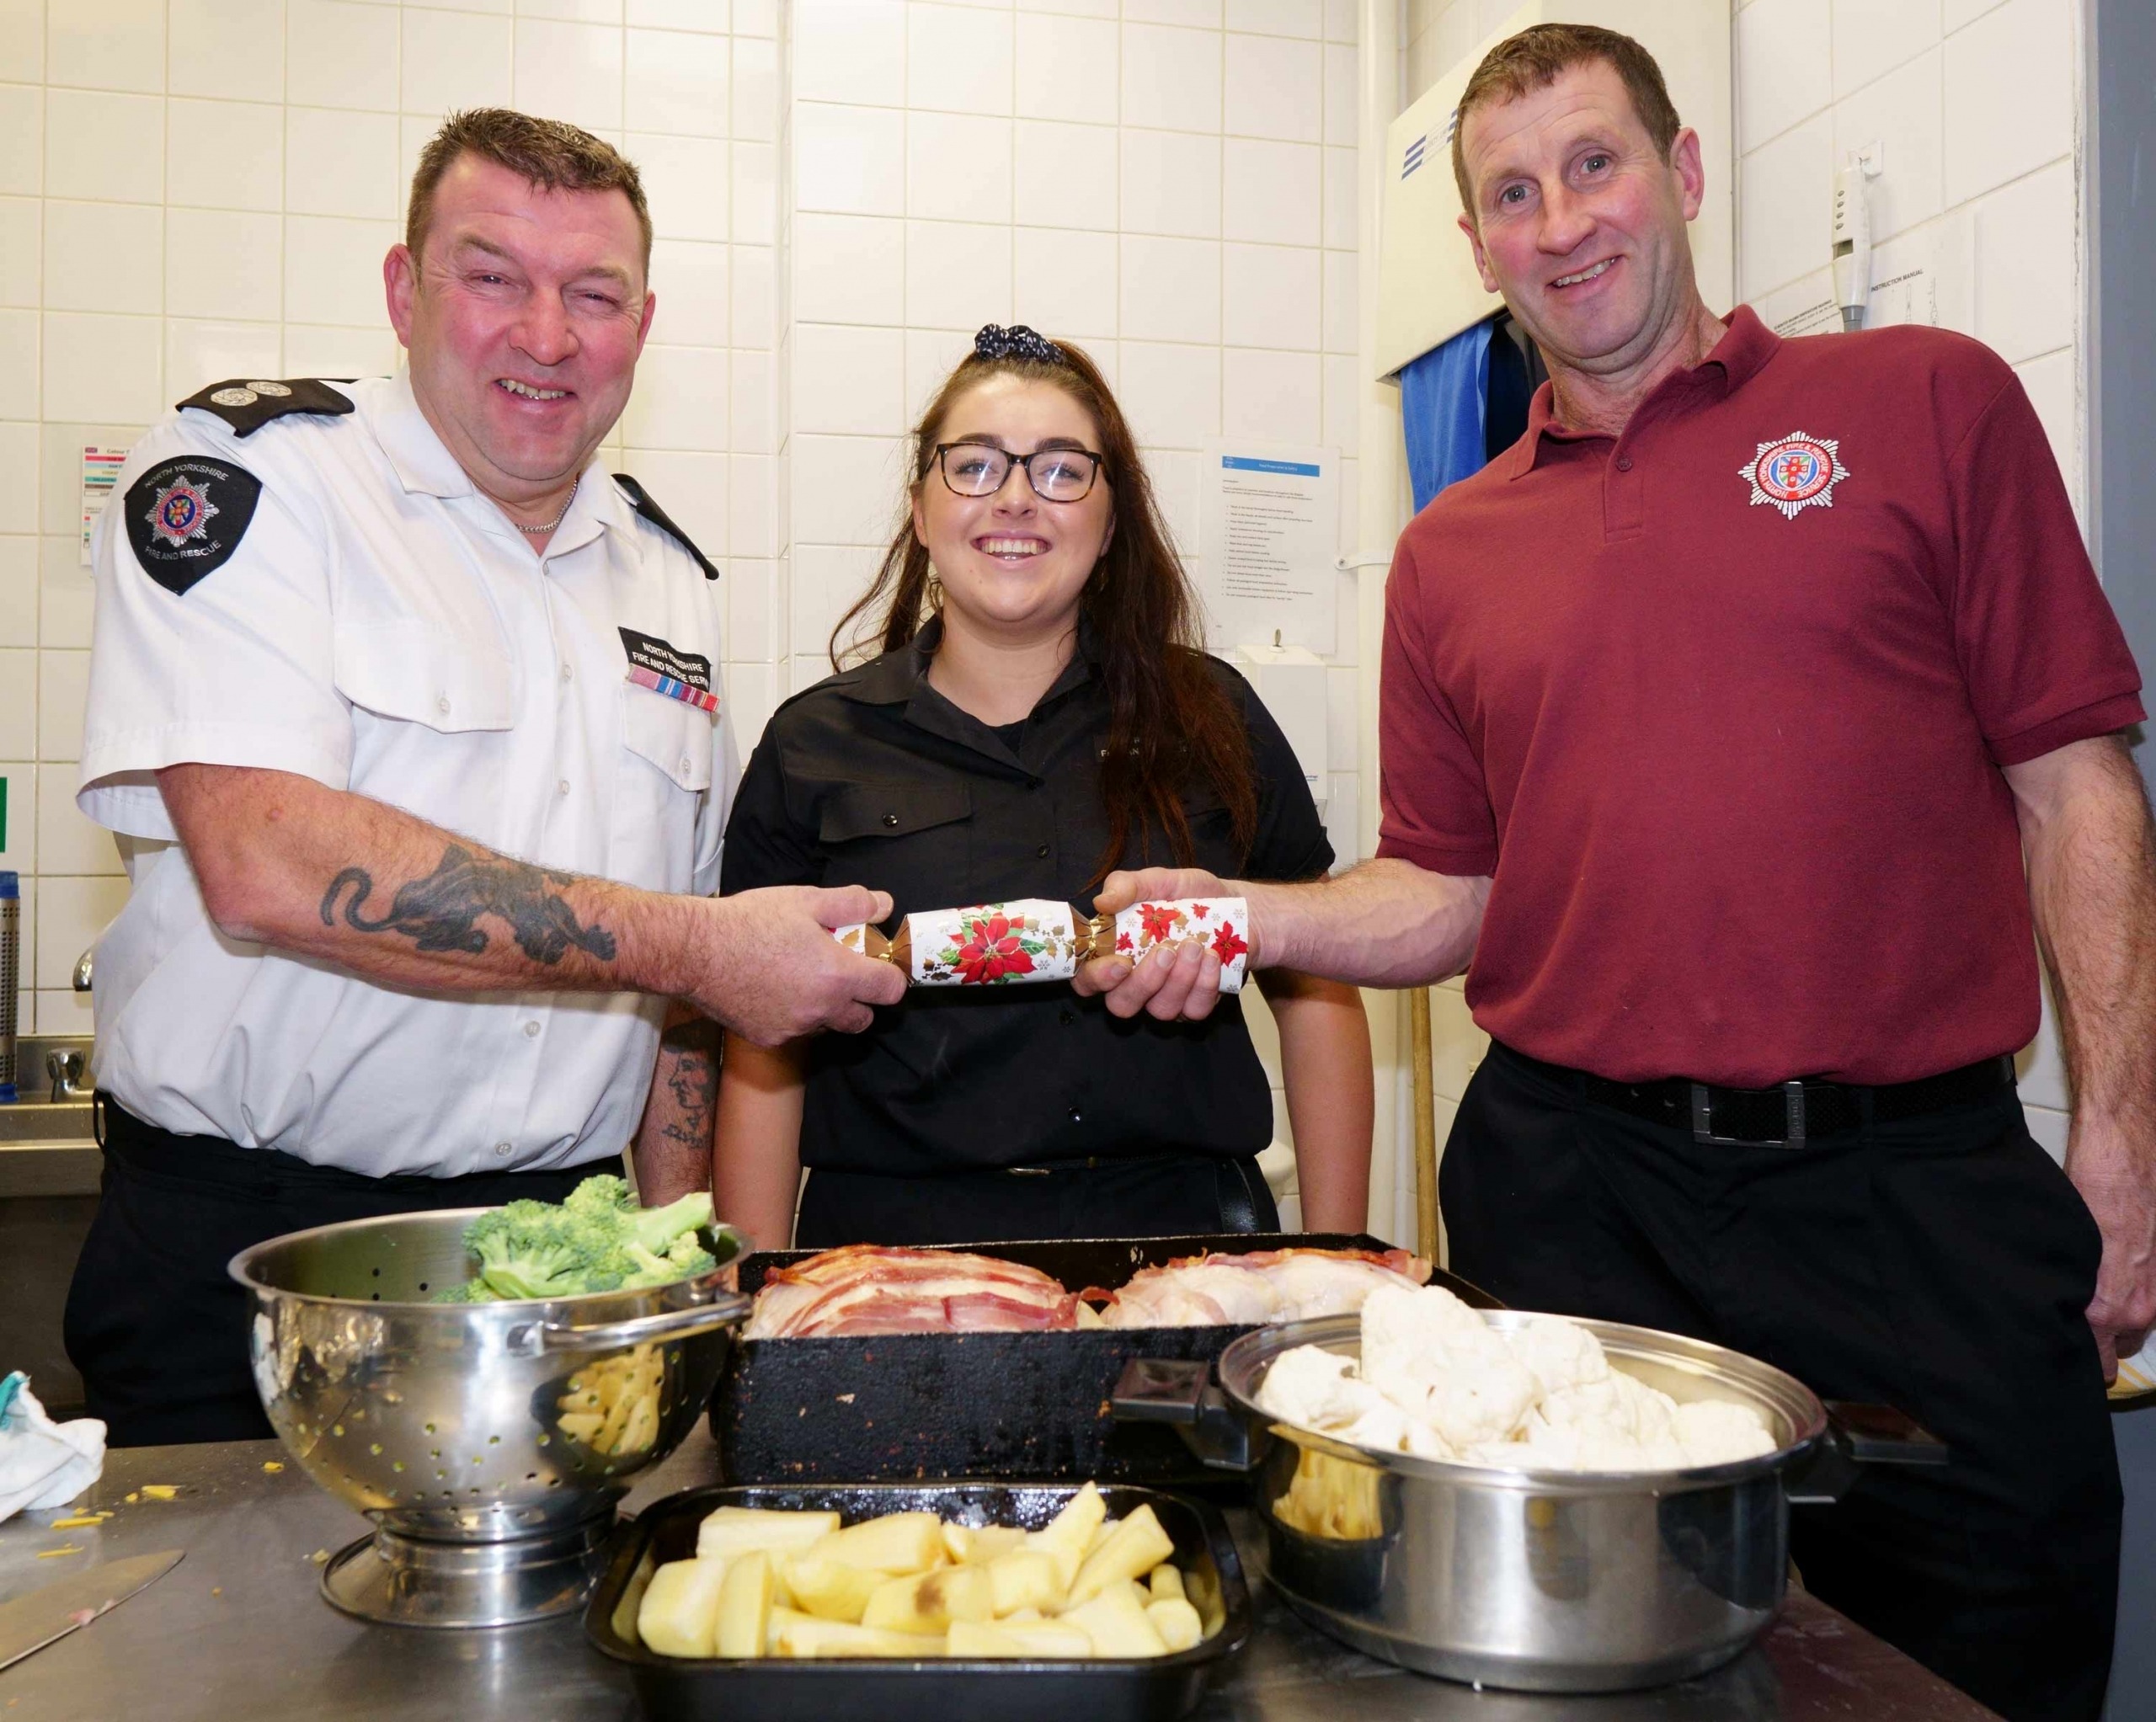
[333,621,515,733]
[621,685,715,793]
[612,684,716,893]
[816,780,974,906]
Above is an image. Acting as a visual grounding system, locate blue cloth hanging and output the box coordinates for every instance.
[1397,317,1497,513]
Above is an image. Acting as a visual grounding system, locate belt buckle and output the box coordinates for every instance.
[1690,1081,1806,1148]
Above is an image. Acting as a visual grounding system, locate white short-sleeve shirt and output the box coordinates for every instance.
[77,372,736,1177]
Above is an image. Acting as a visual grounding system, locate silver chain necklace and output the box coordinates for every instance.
[515,474,579,535]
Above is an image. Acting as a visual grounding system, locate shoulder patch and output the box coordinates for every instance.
[124,456,264,596]
[177,377,355,437]
[614,473,718,581]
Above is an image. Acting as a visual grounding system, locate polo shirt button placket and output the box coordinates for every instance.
[1607,441,1646,537]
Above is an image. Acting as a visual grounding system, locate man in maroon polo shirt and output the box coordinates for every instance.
[1076,23,2156,1720]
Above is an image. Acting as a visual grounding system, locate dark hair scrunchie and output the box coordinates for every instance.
[973,323,1065,365]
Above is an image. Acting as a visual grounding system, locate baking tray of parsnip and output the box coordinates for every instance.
[585,1481,1251,1721]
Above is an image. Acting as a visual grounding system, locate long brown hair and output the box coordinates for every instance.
[830,336,1257,886]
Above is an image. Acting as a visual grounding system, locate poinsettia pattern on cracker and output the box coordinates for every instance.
[912,899,1083,985]
[1111,898,1248,993]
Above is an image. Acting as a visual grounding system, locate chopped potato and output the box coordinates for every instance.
[862,1565,995,1634]
[769,1607,944,1659]
[638,1490,1220,1661]
[1061,1583,1170,1658]
[716,1551,775,1659]
[1068,1505,1177,1607]
[1147,1597,1203,1653]
[811,1511,948,1575]
[638,1557,730,1657]
[985,1549,1065,1618]
[943,1523,1027,1566]
[782,1550,884,1623]
[1027,1483,1107,1589]
[697,1506,840,1564]
[947,1618,1095,1659]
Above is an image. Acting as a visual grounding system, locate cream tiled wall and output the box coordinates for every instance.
[1399,0,2092,1156]
[0,0,779,1037]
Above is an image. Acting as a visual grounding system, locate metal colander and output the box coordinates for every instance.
[229,1208,750,1628]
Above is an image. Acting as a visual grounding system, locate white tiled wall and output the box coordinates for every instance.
[0,0,776,1035]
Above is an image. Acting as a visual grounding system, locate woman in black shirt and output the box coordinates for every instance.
[715,326,1373,1249]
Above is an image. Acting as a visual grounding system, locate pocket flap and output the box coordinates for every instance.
[819,780,973,843]
[622,684,714,792]
[333,621,515,733]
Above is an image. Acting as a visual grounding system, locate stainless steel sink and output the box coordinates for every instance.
[0,1099,94,1144]
[2,1036,99,1197]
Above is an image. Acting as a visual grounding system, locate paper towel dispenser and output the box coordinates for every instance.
[1374,0,1732,382]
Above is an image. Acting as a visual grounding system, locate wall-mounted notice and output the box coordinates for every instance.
[80,445,130,567]
[1198,442,1340,656]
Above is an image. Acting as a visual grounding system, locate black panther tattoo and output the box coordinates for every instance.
[319,845,618,965]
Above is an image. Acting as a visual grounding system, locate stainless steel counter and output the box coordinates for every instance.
[0,1428,1999,1719]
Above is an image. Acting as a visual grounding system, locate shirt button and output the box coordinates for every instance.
[883,813,899,827]
[524,1021,541,1038]
[679,755,693,774]
[494,1142,511,1157]
[436,695,451,714]
[1059,1008,1075,1026]
[1035,844,1050,858]
[559,663,574,683]
[1616,456,1634,472]
[557,778,571,796]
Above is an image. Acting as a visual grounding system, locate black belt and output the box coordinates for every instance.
[1497,1044,2016,1147]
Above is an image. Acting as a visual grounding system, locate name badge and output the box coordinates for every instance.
[620,626,719,715]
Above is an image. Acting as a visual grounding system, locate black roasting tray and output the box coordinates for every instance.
[586,1480,1252,1722]
[710,1233,1497,1485]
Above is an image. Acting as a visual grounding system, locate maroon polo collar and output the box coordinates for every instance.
[1504,305,1780,479]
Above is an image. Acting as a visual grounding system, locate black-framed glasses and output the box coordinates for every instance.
[933,441,1105,503]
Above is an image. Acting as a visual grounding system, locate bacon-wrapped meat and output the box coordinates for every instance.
[744,1244,1086,1339]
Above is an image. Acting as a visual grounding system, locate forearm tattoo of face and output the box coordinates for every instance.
[659,1017,722,1146]
[320,845,619,964]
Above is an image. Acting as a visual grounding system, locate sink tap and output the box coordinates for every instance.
[73,947,93,993]
[47,1048,88,1102]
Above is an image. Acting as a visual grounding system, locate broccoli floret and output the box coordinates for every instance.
[620,1233,718,1290]
[621,1192,714,1257]
[435,1176,717,1302]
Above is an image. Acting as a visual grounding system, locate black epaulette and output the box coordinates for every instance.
[614,473,719,581]
[176,377,356,436]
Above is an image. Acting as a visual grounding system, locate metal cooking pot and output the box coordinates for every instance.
[1114,1312,1945,1693]
[230,1208,751,1629]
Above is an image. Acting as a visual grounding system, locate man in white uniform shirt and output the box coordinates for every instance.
[68,110,903,1445]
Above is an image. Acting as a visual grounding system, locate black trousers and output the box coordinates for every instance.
[796,1154,1280,1249]
[1443,1043,2121,1722]
[64,1102,595,1447]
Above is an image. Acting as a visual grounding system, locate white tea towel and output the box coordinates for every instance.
[0,1372,106,1522]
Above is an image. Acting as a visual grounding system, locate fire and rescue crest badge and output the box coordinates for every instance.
[122,456,263,595]
[1741,431,1849,520]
